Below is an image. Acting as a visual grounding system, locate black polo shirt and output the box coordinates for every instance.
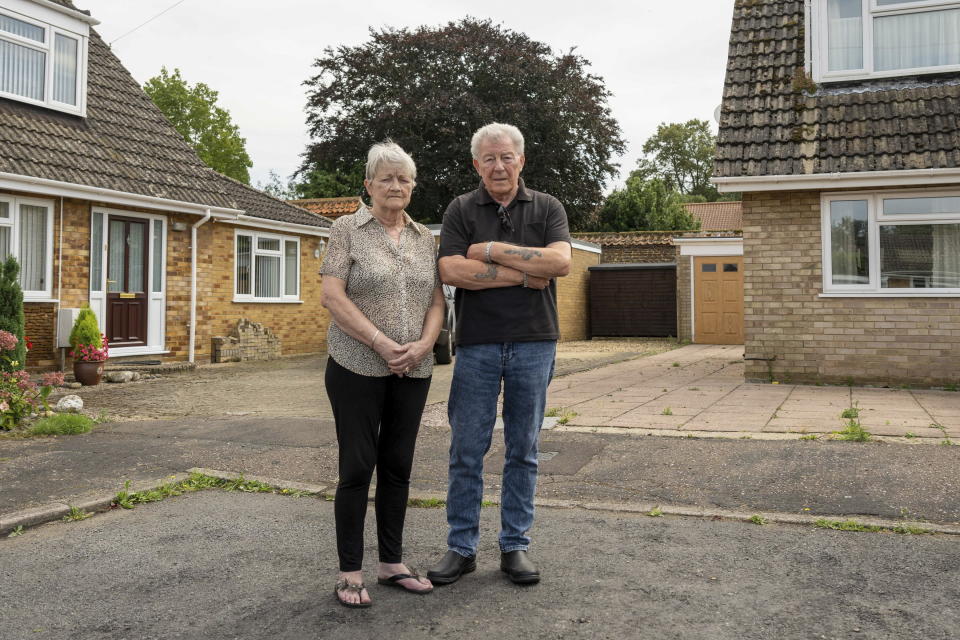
[438,179,571,345]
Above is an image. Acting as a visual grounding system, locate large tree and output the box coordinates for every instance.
[144,67,253,184]
[586,176,699,232]
[298,18,625,227]
[635,119,726,201]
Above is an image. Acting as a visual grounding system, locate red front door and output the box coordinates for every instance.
[106,216,149,347]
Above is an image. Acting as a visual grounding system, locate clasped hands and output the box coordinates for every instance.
[373,335,430,377]
[465,241,550,290]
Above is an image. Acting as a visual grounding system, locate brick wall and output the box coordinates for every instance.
[743,190,960,386]
[200,222,329,360]
[676,249,692,342]
[557,247,600,341]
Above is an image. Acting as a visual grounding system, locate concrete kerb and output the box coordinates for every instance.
[555,424,955,445]
[6,467,960,539]
[0,472,193,536]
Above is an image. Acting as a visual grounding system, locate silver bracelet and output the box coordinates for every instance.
[522,272,528,288]
[371,330,381,347]
[484,241,494,264]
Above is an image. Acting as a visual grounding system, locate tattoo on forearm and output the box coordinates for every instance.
[504,248,543,261]
[474,264,498,280]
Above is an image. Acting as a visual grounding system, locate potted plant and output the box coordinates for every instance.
[68,308,108,385]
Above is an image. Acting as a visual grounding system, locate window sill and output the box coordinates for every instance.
[24,298,59,303]
[232,298,304,304]
[819,291,960,298]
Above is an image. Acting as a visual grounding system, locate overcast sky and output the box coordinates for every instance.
[77,0,736,190]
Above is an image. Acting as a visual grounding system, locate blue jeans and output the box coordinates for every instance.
[445,341,556,556]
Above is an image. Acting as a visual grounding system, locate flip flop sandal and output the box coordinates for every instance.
[377,571,434,595]
[334,578,372,608]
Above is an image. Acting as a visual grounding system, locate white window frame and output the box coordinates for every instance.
[0,194,55,300]
[812,0,960,82]
[821,189,960,296]
[0,0,88,116]
[233,229,301,303]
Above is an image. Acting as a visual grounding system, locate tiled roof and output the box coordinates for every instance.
[216,175,332,228]
[682,201,742,230]
[572,231,680,247]
[0,2,328,229]
[715,0,960,178]
[288,197,362,219]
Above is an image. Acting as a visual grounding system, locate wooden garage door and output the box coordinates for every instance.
[694,256,743,345]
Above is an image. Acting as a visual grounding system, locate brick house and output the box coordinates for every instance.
[714,0,960,386]
[0,0,332,369]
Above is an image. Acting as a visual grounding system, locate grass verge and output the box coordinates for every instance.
[814,518,933,535]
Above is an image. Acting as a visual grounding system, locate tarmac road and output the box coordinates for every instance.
[1,490,958,640]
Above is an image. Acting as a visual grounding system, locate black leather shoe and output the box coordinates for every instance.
[426,550,476,585]
[500,550,540,584]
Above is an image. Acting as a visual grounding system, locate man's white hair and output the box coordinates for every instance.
[470,123,525,159]
[365,140,417,182]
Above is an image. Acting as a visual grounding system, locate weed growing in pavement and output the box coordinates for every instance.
[30,414,94,436]
[749,515,767,525]
[7,525,24,537]
[814,518,932,535]
[408,498,445,508]
[840,403,860,420]
[944,383,958,392]
[648,506,663,517]
[545,407,577,425]
[93,409,110,424]
[671,362,680,368]
[62,506,92,522]
[662,407,673,416]
[740,435,752,439]
[904,432,917,439]
[112,473,315,511]
[688,387,699,391]
[834,419,871,442]
[799,434,819,441]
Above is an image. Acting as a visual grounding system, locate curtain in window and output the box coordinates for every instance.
[53,33,77,105]
[284,241,297,296]
[90,211,103,292]
[107,220,125,292]
[255,255,280,298]
[828,0,864,71]
[0,15,44,42]
[152,220,162,293]
[19,204,46,291]
[932,224,960,287]
[830,200,870,285]
[0,202,9,263]
[875,9,960,71]
[236,235,251,295]
[0,39,45,100]
[128,222,145,293]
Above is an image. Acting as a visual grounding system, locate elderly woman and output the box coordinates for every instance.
[320,141,444,608]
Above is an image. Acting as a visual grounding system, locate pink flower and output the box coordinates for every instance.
[0,330,18,351]
[0,401,8,412]
[41,371,65,387]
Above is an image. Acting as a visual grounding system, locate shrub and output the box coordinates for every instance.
[69,307,103,352]
[0,256,26,372]
[30,414,94,436]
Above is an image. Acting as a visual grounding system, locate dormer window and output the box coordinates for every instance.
[814,0,960,81]
[0,0,95,116]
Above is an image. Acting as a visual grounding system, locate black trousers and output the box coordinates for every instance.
[325,357,432,571]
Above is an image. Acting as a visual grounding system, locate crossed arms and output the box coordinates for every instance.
[438,241,571,291]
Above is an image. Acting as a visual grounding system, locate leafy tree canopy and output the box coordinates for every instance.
[635,119,731,202]
[298,17,625,227]
[144,67,253,184]
[586,176,699,232]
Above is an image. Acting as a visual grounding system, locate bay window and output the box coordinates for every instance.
[816,0,960,80]
[234,231,300,302]
[823,191,960,294]
[0,195,53,299]
[0,1,88,115]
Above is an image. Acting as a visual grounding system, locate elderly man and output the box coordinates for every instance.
[428,123,571,586]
